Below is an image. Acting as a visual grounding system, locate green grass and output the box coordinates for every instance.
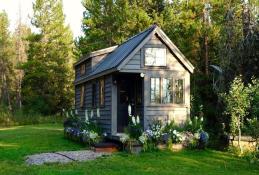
[0,124,258,175]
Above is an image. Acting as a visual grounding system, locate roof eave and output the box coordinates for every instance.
[74,68,118,85]
[73,45,118,67]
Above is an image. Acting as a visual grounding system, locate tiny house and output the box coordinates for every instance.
[74,25,194,136]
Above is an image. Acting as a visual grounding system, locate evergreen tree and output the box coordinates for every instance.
[22,0,74,114]
[13,23,31,109]
[77,0,152,55]
[0,11,15,110]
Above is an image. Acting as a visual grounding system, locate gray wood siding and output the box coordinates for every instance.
[75,59,92,79]
[75,75,112,134]
[92,54,107,71]
[120,34,190,130]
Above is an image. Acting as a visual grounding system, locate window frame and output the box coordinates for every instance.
[80,85,85,108]
[80,63,86,76]
[149,77,185,105]
[150,77,161,104]
[174,79,185,104]
[144,47,167,67]
[99,78,105,107]
[161,78,174,104]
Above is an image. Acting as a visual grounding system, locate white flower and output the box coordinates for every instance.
[136,115,140,124]
[200,117,204,122]
[195,116,198,120]
[139,133,147,144]
[128,104,132,116]
[132,116,136,125]
[173,130,177,135]
[120,134,129,143]
[89,131,98,140]
[75,109,78,115]
[194,133,200,139]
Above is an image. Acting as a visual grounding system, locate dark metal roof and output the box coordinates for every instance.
[88,25,156,77]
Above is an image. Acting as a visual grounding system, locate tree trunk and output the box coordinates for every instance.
[238,117,243,154]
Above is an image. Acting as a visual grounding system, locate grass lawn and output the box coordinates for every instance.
[0,124,258,175]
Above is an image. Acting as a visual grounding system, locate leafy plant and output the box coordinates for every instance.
[222,76,250,154]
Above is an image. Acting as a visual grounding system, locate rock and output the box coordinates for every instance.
[25,150,110,165]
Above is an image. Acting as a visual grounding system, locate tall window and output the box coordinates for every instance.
[150,78,161,103]
[80,64,85,75]
[162,78,173,104]
[99,78,105,106]
[80,85,85,108]
[92,83,97,107]
[174,79,184,104]
[145,48,166,66]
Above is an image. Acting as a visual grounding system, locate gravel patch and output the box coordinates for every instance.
[26,150,110,165]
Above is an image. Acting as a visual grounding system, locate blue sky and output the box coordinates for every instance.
[0,0,85,38]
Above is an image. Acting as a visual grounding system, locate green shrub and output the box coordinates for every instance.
[0,105,63,127]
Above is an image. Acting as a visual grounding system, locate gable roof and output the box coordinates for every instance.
[75,25,194,85]
[74,45,118,67]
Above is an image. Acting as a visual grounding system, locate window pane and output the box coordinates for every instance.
[162,78,173,104]
[151,78,160,103]
[145,48,166,66]
[175,79,184,104]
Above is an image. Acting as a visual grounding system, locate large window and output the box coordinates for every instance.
[174,79,184,104]
[80,85,85,108]
[150,78,161,103]
[150,78,184,104]
[145,48,166,66]
[99,78,105,106]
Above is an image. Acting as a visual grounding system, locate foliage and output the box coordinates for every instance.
[63,110,102,145]
[0,11,15,110]
[0,104,63,127]
[127,115,142,140]
[246,118,259,150]
[22,0,75,115]
[221,76,250,153]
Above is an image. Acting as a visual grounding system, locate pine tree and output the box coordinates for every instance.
[22,0,74,114]
[0,11,15,110]
[77,0,152,55]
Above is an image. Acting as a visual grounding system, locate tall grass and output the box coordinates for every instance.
[0,104,64,127]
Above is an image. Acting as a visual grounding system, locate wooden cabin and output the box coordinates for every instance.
[74,25,194,136]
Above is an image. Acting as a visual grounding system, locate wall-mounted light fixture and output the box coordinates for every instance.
[140,73,145,78]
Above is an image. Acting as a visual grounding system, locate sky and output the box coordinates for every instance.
[0,0,85,38]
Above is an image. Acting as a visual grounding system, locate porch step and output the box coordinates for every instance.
[93,142,119,153]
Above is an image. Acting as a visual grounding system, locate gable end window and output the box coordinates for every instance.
[80,85,85,108]
[80,64,86,75]
[99,78,105,106]
[150,78,184,105]
[145,48,166,66]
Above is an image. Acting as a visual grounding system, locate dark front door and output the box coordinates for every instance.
[117,75,143,133]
